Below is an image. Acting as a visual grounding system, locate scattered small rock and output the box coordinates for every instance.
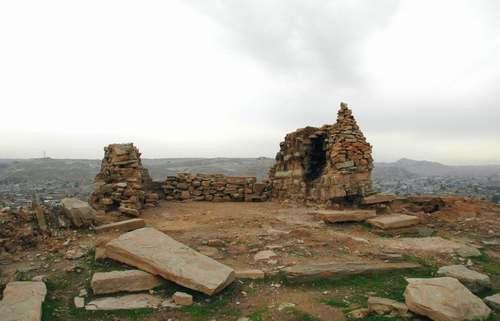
[74,296,85,309]
[278,302,296,311]
[254,250,277,261]
[173,292,193,306]
[349,308,370,319]
[368,296,411,318]
[484,293,500,311]
[64,248,85,260]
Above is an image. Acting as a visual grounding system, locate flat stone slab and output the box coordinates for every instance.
[235,269,265,279]
[437,265,491,293]
[379,237,481,257]
[106,227,235,295]
[361,194,399,205]
[91,269,162,295]
[405,277,491,321]
[94,218,145,233]
[310,209,376,223]
[85,294,162,310]
[0,281,47,321]
[282,261,421,278]
[367,214,420,229]
[484,293,500,311]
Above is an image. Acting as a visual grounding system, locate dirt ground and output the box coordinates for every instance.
[1,199,499,321]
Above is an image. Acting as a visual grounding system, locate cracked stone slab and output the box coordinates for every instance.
[105,227,235,295]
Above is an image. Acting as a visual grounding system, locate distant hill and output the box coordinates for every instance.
[0,157,499,206]
[374,158,500,177]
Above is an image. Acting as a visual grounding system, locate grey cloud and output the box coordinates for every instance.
[191,0,398,87]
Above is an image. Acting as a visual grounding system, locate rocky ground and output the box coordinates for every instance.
[0,198,499,321]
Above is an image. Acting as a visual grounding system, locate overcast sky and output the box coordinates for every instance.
[1,0,499,164]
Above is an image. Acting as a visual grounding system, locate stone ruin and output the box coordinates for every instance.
[88,102,372,214]
[162,173,271,202]
[269,102,373,203]
[89,143,159,216]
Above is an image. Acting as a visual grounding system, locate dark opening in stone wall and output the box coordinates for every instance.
[305,133,327,182]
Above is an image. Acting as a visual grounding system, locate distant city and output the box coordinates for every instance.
[0,157,499,208]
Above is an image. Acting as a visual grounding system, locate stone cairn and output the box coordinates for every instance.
[162,173,270,202]
[269,102,373,203]
[89,143,159,216]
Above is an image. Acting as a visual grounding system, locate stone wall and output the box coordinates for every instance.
[89,143,159,216]
[162,173,271,202]
[269,102,373,203]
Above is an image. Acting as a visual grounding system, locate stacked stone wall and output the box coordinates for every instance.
[162,173,270,202]
[89,143,159,216]
[269,102,373,203]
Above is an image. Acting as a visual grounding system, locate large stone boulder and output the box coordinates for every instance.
[0,281,47,321]
[437,265,491,293]
[61,197,96,227]
[105,227,235,295]
[404,277,491,321]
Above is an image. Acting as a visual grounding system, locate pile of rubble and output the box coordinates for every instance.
[89,143,159,216]
[162,173,271,202]
[269,102,373,203]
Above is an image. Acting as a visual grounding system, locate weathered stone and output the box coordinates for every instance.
[379,237,480,257]
[105,227,235,295]
[361,194,399,205]
[95,246,107,260]
[254,250,278,261]
[349,308,370,319]
[484,293,500,311]
[0,281,47,321]
[74,296,85,309]
[282,261,421,278]
[61,197,96,227]
[91,270,162,295]
[85,294,162,310]
[311,209,376,223]
[367,214,420,229]
[270,102,373,203]
[173,292,193,306]
[162,173,269,202]
[437,265,491,293]
[368,296,410,317]
[118,206,140,217]
[235,269,265,279]
[94,218,145,233]
[404,277,491,321]
[89,143,159,214]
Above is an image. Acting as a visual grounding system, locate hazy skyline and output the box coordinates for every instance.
[1,1,499,165]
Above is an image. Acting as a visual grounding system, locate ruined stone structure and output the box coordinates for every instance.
[269,102,373,203]
[89,143,159,216]
[162,173,270,202]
